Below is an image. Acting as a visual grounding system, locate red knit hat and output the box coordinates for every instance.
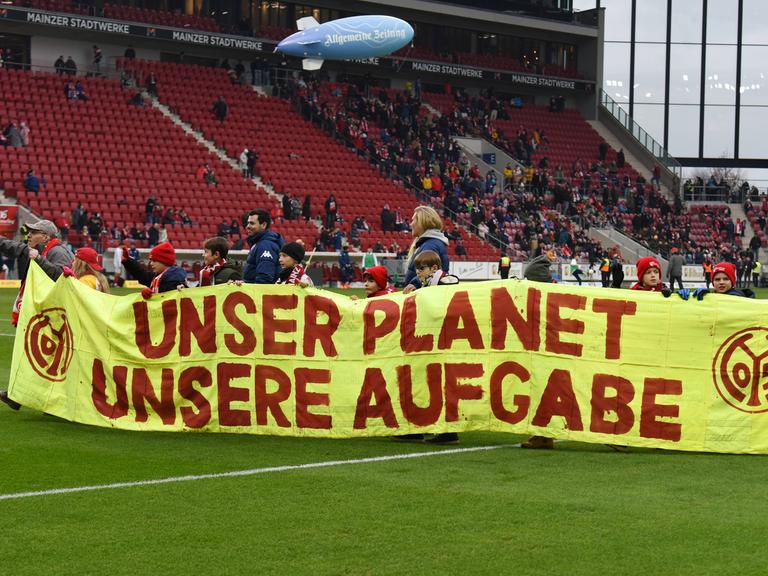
[636,256,661,282]
[363,266,388,290]
[75,247,103,271]
[712,262,736,286]
[149,242,176,266]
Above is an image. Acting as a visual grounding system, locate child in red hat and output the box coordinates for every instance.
[631,256,669,293]
[72,247,110,292]
[351,265,396,300]
[711,261,755,298]
[123,241,188,298]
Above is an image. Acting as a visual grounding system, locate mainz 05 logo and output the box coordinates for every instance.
[24,308,73,382]
[713,327,768,413]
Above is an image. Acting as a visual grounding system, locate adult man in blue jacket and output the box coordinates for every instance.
[243,209,283,283]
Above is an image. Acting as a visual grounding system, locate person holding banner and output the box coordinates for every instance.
[70,247,110,293]
[199,237,241,286]
[276,241,313,287]
[630,256,669,293]
[122,241,187,298]
[243,209,283,284]
[0,219,74,411]
[402,206,449,294]
[520,251,556,449]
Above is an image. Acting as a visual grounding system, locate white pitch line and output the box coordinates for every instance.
[0,333,15,337]
[0,444,513,502]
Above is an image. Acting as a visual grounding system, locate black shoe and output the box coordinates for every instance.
[0,390,21,411]
[426,433,459,445]
[391,434,424,442]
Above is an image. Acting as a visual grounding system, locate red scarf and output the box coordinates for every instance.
[199,259,225,287]
[12,239,61,326]
[277,264,305,285]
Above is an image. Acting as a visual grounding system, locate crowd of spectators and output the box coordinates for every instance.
[283,76,758,267]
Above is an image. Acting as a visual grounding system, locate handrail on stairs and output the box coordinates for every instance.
[599,89,683,183]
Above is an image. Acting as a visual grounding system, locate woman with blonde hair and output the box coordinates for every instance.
[402,205,449,294]
[72,247,110,292]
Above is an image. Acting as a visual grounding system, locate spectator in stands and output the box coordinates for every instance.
[161,208,176,227]
[124,46,136,59]
[240,148,250,177]
[380,203,394,232]
[598,141,608,162]
[247,149,258,178]
[128,92,144,107]
[64,56,77,76]
[92,45,102,75]
[147,73,158,98]
[147,223,159,247]
[325,194,338,228]
[302,195,311,221]
[455,238,467,257]
[54,55,65,75]
[402,206,450,294]
[23,169,39,194]
[212,96,228,123]
[282,193,293,221]
[179,210,192,227]
[217,220,230,237]
[75,81,88,101]
[243,209,283,284]
[617,148,625,168]
[4,122,22,148]
[122,242,188,298]
[87,212,104,243]
[19,122,29,147]
[64,81,77,100]
[55,211,69,240]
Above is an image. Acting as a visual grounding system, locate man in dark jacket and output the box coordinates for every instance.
[243,209,283,284]
[667,247,685,291]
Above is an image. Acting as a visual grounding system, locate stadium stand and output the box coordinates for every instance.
[103,3,222,32]
[0,67,301,250]
[116,59,497,260]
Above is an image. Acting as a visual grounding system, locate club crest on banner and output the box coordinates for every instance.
[712,327,768,414]
[23,307,74,382]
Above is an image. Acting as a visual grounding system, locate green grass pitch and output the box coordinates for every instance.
[1,286,767,575]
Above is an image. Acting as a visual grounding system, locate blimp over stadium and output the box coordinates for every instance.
[276,15,414,70]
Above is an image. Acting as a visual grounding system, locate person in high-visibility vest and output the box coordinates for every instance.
[599,255,611,287]
[753,259,762,288]
[498,253,511,279]
[702,257,713,290]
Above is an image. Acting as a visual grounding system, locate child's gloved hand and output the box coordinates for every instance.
[693,288,709,300]
[677,288,691,301]
[661,287,672,298]
[141,287,153,299]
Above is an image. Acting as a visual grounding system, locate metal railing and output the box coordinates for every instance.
[599,89,683,181]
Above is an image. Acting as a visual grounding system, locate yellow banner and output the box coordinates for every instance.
[8,263,768,453]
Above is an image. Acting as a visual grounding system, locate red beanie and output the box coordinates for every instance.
[149,242,176,266]
[363,266,388,290]
[712,262,736,286]
[636,256,661,282]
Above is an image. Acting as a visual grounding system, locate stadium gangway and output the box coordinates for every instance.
[599,89,683,188]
